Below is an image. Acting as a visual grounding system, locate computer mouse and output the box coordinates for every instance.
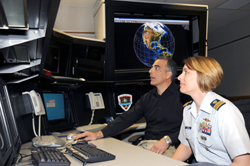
[66,134,77,140]
[72,139,88,145]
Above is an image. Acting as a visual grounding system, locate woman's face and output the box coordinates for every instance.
[178,65,200,96]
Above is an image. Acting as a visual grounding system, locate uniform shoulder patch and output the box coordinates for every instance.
[210,99,225,111]
[183,100,192,107]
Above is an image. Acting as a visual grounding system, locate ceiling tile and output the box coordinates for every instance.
[208,20,231,33]
[164,0,228,9]
[239,2,250,10]
[217,0,250,9]
[209,9,250,21]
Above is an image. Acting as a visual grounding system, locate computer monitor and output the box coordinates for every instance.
[114,17,190,71]
[0,79,21,165]
[104,0,208,81]
[43,93,65,121]
[44,30,106,80]
[42,92,75,132]
[43,36,71,77]
[44,46,60,74]
[73,43,105,80]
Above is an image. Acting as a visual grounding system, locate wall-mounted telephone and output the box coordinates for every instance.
[86,92,105,110]
[22,90,46,116]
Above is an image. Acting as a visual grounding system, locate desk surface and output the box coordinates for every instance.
[76,122,146,135]
[19,137,187,166]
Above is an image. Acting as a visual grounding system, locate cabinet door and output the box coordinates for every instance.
[0,100,13,166]
[0,86,19,145]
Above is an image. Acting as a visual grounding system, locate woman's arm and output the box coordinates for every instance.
[171,143,192,161]
[229,154,250,166]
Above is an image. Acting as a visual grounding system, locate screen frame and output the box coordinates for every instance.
[105,0,208,81]
[41,91,75,132]
[0,78,20,165]
[44,45,60,74]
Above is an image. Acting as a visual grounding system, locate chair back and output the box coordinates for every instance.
[233,99,250,137]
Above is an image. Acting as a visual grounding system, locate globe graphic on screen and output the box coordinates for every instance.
[133,22,175,67]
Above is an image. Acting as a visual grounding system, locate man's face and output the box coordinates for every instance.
[149,59,169,87]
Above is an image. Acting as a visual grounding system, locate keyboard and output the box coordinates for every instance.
[76,124,107,132]
[31,147,70,166]
[66,144,116,163]
[32,135,65,147]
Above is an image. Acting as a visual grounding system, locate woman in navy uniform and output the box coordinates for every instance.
[172,56,250,166]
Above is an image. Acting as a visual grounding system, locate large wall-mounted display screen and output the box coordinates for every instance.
[114,17,190,72]
[105,0,208,81]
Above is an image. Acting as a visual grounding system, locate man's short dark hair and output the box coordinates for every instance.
[155,56,177,82]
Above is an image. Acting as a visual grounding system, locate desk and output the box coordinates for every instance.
[76,122,146,135]
[18,137,187,166]
[118,122,146,134]
[76,122,146,143]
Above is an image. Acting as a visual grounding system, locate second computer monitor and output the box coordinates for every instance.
[42,92,75,132]
[43,93,65,121]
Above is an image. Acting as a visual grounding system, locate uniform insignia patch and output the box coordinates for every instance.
[203,118,210,122]
[210,99,225,111]
[201,135,207,141]
[185,126,192,130]
[199,120,212,136]
[183,100,192,107]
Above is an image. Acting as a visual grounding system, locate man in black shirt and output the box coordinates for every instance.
[74,56,188,156]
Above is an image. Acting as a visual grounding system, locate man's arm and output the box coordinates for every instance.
[171,143,192,161]
[74,101,144,140]
[74,131,104,141]
[229,154,250,166]
[101,97,145,137]
[74,98,145,140]
[150,137,170,154]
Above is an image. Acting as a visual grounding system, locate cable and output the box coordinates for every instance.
[88,109,95,125]
[32,113,38,137]
[32,113,42,137]
[11,160,33,166]
[11,152,33,166]
[38,115,41,136]
[0,133,4,149]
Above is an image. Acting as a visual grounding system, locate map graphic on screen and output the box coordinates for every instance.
[133,22,175,67]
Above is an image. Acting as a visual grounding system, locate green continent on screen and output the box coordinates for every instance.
[142,27,173,57]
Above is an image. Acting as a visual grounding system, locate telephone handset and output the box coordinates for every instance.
[86,92,105,110]
[22,90,46,116]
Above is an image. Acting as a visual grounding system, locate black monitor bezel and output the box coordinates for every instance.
[44,45,60,74]
[105,0,208,81]
[0,78,20,165]
[41,91,75,132]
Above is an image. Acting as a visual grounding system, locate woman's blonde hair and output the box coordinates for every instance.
[184,56,223,92]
